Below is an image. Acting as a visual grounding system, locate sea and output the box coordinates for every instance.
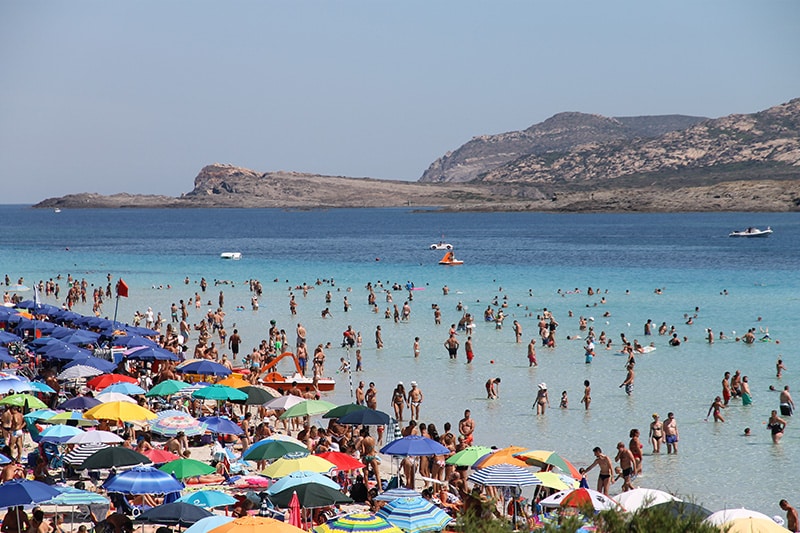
[1,205,798,516]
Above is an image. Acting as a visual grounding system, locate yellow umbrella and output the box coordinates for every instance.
[208,516,305,533]
[724,517,790,533]
[262,452,335,479]
[216,376,250,388]
[532,471,579,491]
[472,445,529,468]
[84,401,157,422]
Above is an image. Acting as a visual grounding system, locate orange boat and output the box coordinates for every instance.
[243,351,335,393]
[439,250,464,266]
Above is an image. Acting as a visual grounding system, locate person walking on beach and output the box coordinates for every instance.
[767,410,787,444]
[664,412,679,454]
[585,447,614,495]
[649,414,663,453]
[706,396,726,422]
[779,499,798,532]
[780,386,794,416]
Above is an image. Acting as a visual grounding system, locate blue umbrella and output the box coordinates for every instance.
[176,490,238,508]
[64,356,118,373]
[178,360,231,376]
[39,425,85,443]
[337,408,393,426]
[125,326,160,337]
[28,337,64,349]
[28,381,57,394]
[23,409,59,423]
[102,466,184,495]
[111,335,158,348]
[184,515,234,533]
[0,349,16,364]
[0,331,22,344]
[13,319,57,335]
[40,344,93,361]
[125,346,179,361]
[379,435,450,457]
[377,497,453,533]
[0,453,11,465]
[0,479,62,508]
[58,396,102,410]
[102,382,147,395]
[0,376,31,394]
[52,330,101,345]
[197,416,243,435]
[267,470,341,494]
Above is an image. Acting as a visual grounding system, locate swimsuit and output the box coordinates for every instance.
[780,403,793,416]
[665,435,677,444]
[622,467,633,477]
[598,473,610,481]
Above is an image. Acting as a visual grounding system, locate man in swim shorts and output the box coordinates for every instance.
[585,446,614,495]
[444,334,459,360]
[780,386,795,416]
[664,412,679,454]
[614,442,636,492]
[458,409,474,445]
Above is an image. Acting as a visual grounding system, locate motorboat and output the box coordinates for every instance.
[729,226,772,238]
[220,252,242,259]
[439,251,464,266]
[54,208,61,213]
[430,241,453,250]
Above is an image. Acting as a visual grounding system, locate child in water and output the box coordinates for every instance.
[560,391,568,408]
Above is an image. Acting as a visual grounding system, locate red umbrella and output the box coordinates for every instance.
[143,448,181,464]
[288,491,302,529]
[88,373,138,390]
[315,451,365,472]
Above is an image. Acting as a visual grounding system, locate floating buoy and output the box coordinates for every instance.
[490,360,495,364]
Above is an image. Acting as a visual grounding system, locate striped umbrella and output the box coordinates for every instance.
[377,497,453,533]
[375,488,422,502]
[64,443,108,467]
[313,513,402,533]
[467,464,539,487]
[151,414,207,437]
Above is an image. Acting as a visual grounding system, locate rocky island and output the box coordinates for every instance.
[35,98,800,212]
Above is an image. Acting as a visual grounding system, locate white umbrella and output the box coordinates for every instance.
[705,508,775,526]
[95,391,137,404]
[264,395,305,410]
[613,487,681,512]
[66,430,124,445]
[58,365,103,380]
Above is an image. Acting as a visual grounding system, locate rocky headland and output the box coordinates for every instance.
[34,98,800,212]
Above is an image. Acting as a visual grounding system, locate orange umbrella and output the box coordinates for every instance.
[216,376,250,388]
[208,515,304,533]
[472,446,529,468]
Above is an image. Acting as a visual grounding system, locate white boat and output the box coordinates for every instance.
[54,208,61,213]
[729,226,772,238]
[220,252,242,260]
[430,241,453,250]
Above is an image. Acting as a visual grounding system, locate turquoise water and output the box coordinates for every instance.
[1,206,798,515]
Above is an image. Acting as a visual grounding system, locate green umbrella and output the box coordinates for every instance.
[234,385,279,405]
[80,447,151,470]
[145,379,190,398]
[242,439,309,461]
[158,458,216,479]
[0,393,47,409]
[191,385,248,402]
[279,400,337,420]
[322,403,367,419]
[445,446,494,466]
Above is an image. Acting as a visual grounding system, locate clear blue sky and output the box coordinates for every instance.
[1,1,798,203]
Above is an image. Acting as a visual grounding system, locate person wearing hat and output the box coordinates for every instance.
[407,381,424,420]
[534,383,550,414]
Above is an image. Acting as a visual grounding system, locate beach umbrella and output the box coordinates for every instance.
[159,458,216,479]
[0,479,61,509]
[207,516,304,533]
[243,439,308,461]
[216,375,250,388]
[270,483,353,509]
[192,384,248,402]
[28,381,56,394]
[136,502,213,527]
[262,451,336,478]
[648,501,712,519]
[111,335,158,348]
[0,349,17,364]
[43,486,110,506]
[323,403,367,419]
[531,471,579,491]
[0,377,32,394]
[540,487,623,511]
[444,446,493,467]
[379,435,450,457]
[87,373,138,390]
[280,399,337,420]
[268,470,342,494]
[614,487,681,512]
[57,395,102,410]
[315,451,365,472]
[235,385,280,405]
[46,410,99,426]
[66,430,123,445]
[0,453,11,465]
[40,345,93,361]
[312,513,401,533]
[84,401,157,422]
[720,517,789,533]
[102,465,184,494]
[53,330,101,345]
[0,393,46,409]
[467,464,539,488]
[473,446,529,469]
[264,395,305,410]
[705,509,775,527]
[39,424,84,443]
[242,435,305,460]
[125,345,179,361]
[24,409,59,423]
[198,416,243,435]
[184,515,234,533]
[513,449,582,479]
[377,497,453,533]
[64,356,118,373]
[178,360,231,376]
[151,414,207,437]
[288,491,302,529]
[142,448,181,464]
[0,332,22,343]
[95,391,138,404]
[80,446,152,470]
[176,490,237,509]
[336,408,393,426]
[145,379,190,397]
[102,382,147,395]
[6,284,30,292]
[63,443,108,467]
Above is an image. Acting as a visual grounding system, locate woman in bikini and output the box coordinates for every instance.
[391,383,406,421]
[649,413,663,453]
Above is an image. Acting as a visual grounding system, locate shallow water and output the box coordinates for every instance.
[1,206,798,515]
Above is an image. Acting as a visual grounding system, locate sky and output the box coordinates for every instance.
[1,1,798,204]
